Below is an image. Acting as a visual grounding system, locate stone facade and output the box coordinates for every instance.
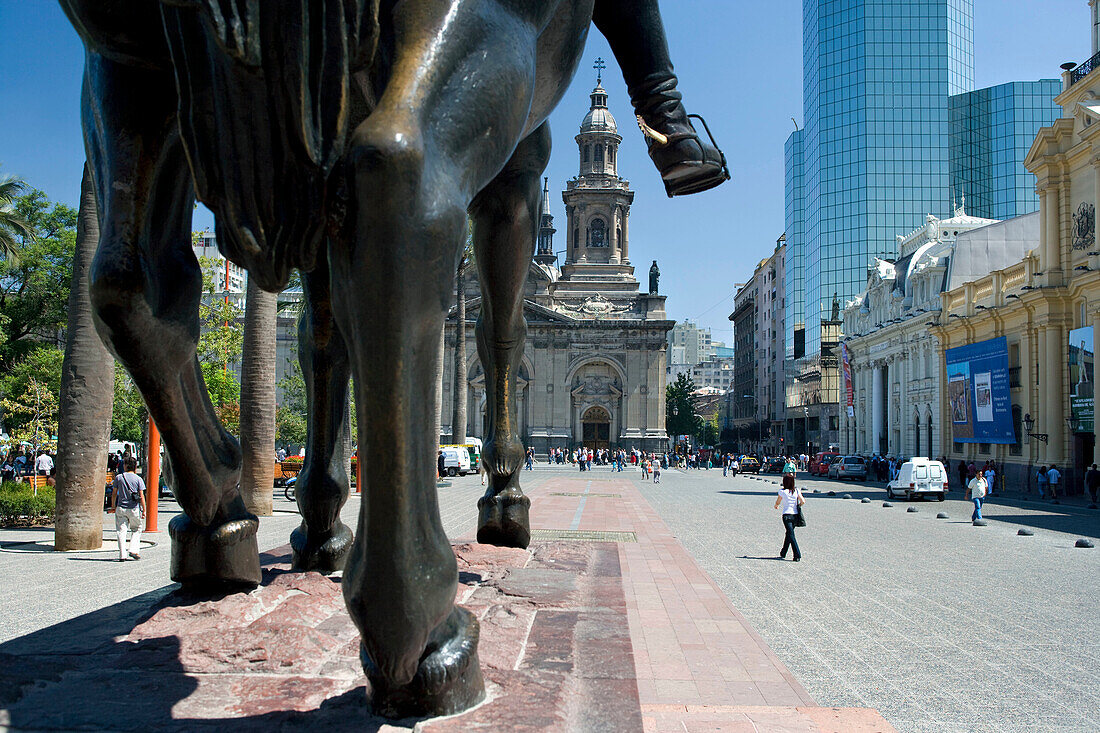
[441,79,673,453]
[933,33,1100,493]
[841,208,997,459]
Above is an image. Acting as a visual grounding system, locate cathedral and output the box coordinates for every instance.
[441,76,673,453]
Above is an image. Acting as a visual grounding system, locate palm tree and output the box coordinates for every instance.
[451,242,471,444]
[0,171,33,263]
[239,278,277,516]
[55,164,115,551]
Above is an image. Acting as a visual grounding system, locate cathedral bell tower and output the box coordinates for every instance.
[560,61,635,279]
[534,177,557,267]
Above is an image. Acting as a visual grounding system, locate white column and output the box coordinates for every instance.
[872,363,884,456]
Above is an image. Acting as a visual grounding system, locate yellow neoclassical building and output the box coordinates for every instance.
[935,47,1100,495]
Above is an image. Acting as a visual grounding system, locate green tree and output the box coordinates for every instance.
[0,171,33,263]
[2,376,59,452]
[1,346,64,436]
[112,366,146,444]
[275,362,308,448]
[665,372,701,439]
[0,188,77,370]
[698,412,720,447]
[196,255,244,434]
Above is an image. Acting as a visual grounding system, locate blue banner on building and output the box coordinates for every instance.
[945,337,1016,444]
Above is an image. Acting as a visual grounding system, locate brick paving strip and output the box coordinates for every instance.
[522,471,896,732]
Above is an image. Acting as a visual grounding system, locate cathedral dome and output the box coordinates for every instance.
[580,82,617,134]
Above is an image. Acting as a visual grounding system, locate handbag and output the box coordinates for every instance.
[793,505,806,527]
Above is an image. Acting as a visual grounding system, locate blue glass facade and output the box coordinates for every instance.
[949,80,1062,220]
[790,0,975,357]
[784,130,805,361]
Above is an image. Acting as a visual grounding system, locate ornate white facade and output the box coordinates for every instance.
[840,207,996,457]
[441,79,673,452]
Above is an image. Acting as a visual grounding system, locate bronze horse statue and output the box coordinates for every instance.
[61,0,726,718]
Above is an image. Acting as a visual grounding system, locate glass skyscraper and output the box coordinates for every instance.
[786,0,975,359]
[949,80,1062,220]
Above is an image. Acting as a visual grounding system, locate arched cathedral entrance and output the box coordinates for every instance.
[582,406,611,450]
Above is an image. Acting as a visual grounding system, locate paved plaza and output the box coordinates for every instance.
[640,467,1100,733]
[2,464,1097,731]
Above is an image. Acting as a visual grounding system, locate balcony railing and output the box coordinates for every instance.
[1071,51,1100,86]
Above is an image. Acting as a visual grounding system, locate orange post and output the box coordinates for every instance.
[146,417,160,532]
[355,453,361,493]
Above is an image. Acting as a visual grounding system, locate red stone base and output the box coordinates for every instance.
[0,541,641,731]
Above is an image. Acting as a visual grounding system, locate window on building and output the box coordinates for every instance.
[1010,405,1022,456]
[589,219,606,247]
[594,145,604,163]
[978,443,990,454]
[583,145,590,162]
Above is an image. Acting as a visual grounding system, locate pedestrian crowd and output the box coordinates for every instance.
[0,447,56,486]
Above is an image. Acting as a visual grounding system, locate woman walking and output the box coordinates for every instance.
[774,475,804,561]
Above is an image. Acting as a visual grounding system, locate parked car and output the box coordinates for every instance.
[440,447,472,477]
[739,456,761,474]
[886,458,948,501]
[809,451,840,476]
[834,455,868,480]
[827,457,843,479]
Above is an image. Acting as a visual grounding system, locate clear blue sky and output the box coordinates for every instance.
[0,1,1090,344]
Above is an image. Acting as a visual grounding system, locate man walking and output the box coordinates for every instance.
[35,450,54,477]
[111,457,147,561]
[1086,464,1100,504]
[1047,464,1061,500]
[966,469,988,523]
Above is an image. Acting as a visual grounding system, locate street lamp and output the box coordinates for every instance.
[1022,413,1048,444]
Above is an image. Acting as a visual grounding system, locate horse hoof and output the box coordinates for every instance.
[477,491,531,549]
[364,606,485,719]
[290,520,353,573]
[168,513,261,590]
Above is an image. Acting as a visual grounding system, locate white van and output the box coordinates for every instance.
[440,447,472,477]
[887,457,949,501]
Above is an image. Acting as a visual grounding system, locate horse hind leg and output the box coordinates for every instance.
[83,50,259,589]
[289,259,354,572]
[470,122,552,550]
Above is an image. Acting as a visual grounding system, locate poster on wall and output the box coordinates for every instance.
[1069,325,1094,433]
[944,337,1015,444]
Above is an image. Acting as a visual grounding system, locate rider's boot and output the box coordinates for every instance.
[593,0,730,197]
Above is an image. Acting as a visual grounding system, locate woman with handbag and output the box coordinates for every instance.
[774,474,804,562]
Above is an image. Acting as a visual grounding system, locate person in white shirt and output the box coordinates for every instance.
[35,451,54,476]
[967,472,988,522]
[773,475,805,561]
[1046,464,1061,500]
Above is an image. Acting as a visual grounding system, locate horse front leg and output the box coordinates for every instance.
[82,50,259,589]
[470,123,551,549]
[289,258,354,572]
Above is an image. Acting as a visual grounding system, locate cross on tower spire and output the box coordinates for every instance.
[593,57,606,84]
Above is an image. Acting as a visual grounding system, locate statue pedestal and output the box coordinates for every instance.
[1,541,642,731]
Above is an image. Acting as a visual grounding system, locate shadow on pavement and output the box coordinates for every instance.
[0,551,398,732]
[980,512,1100,539]
[737,555,786,561]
